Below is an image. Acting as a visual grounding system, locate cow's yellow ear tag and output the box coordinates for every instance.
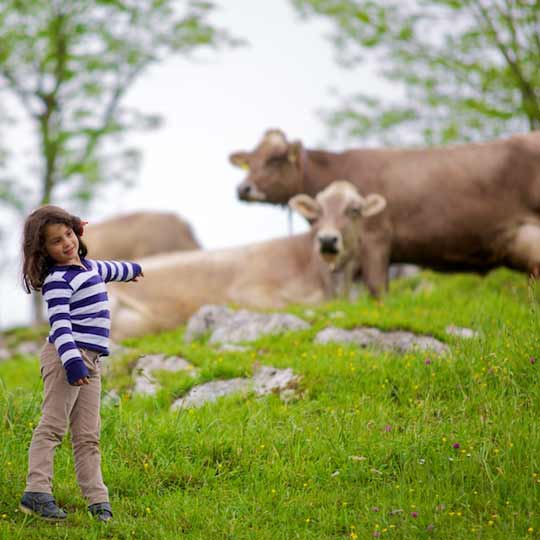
[240,162,249,171]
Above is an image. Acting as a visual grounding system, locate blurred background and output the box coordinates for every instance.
[1,0,538,329]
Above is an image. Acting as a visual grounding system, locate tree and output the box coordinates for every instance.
[0,0,238,322]
[291,0,540,146]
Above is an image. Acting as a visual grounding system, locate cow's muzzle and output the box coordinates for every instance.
[318,235,339,255]
[237,182,267,202]
[317,232,345,270]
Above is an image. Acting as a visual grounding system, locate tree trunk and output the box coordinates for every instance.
[32,86,57,326]
[31,290,46,326]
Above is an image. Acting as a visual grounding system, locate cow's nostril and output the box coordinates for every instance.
[319,236,339,254]
[237,184,251,199]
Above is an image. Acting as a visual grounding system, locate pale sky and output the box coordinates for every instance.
[0,0,389,329]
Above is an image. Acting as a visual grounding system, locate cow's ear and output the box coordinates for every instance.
[289,194,321,222]
[229,152,250,170]
[361,194,387,217]
[287,142,302,167]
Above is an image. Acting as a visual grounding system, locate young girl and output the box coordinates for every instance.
[19,205,143,522]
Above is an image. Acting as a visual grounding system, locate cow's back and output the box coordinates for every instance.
[339,134,540,267]
[85,211,201,260]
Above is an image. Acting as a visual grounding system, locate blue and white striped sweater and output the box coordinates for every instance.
[43,258,142,384]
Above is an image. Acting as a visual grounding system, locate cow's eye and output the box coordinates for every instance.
[266,156,284,167]
[346,206,362,218]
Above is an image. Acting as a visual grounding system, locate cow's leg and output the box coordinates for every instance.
[506,222,540,277]
[108,294,157,341]
[111,307,151,341]
[361,246,390,298]
[327,267,353,300]
[342,262,355,300]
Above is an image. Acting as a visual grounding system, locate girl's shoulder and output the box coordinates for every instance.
[44,266,67,280]
[82,258,98,269]
[42,268,72,293]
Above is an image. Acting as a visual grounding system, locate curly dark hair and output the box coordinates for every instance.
[22,205,88,292]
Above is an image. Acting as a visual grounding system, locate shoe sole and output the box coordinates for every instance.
[19,503,66,522]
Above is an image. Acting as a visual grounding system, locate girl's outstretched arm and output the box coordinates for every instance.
[89,260,143,283]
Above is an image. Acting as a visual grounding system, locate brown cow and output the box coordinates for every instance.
[84,211,200,260]
[108,182,387,340]
[230,129,540,277]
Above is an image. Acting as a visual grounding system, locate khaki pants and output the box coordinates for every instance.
[25,341,109,505]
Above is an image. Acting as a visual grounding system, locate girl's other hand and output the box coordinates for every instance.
[73,377,90,386]
[132,271,144,282]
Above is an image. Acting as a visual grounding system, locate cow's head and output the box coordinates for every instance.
[229,129,303,205]
[289,180,387,271]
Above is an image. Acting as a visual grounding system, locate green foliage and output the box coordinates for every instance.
[292,0,540,145]
[0,0,238,214]
[1,268,540,538]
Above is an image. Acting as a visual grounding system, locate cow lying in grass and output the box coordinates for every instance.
[85,211,200,260]
[108,182,387,340]
[230,129,540,277]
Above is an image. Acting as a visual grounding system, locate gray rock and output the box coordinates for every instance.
[99,358,113,378]
[133,374,158,396]
[389,264,421,280]
[136,354,194,373]
[185,305,310,345]
[216,343,250,353]
[314,326,449,355]
[102,389,121,407]
[171,378,251,409]
[445,325,479,339]
[16,341,42,356]
[108,341,130,356]
[209,310,310,344]
[184,305,234,343]
[253,365,299,395]
[171,365,301,410]
[101,342,133,378]
[0,347,11,362]
[133,354,197,396]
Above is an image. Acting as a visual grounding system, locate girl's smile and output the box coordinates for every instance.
[44,223,82,266]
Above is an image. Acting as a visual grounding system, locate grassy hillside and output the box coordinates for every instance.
[0,269,539,539]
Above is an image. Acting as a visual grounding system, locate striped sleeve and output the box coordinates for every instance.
[90,260,142,283]
[43,276,82,366]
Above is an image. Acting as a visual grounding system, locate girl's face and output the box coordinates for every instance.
[44,223,82,266]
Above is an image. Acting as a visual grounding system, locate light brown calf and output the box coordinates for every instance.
[290,181,389,297]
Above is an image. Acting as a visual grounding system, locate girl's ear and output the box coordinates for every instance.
[74,217,88,236]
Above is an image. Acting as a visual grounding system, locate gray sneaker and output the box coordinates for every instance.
[20,492,67,521]
[88,501,113,523]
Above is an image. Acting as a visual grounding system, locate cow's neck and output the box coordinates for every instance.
[310,247,359,300]
[301,149,351,196]
[301,147,395,197]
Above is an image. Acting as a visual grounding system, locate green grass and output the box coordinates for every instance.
[1,269,539,539]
